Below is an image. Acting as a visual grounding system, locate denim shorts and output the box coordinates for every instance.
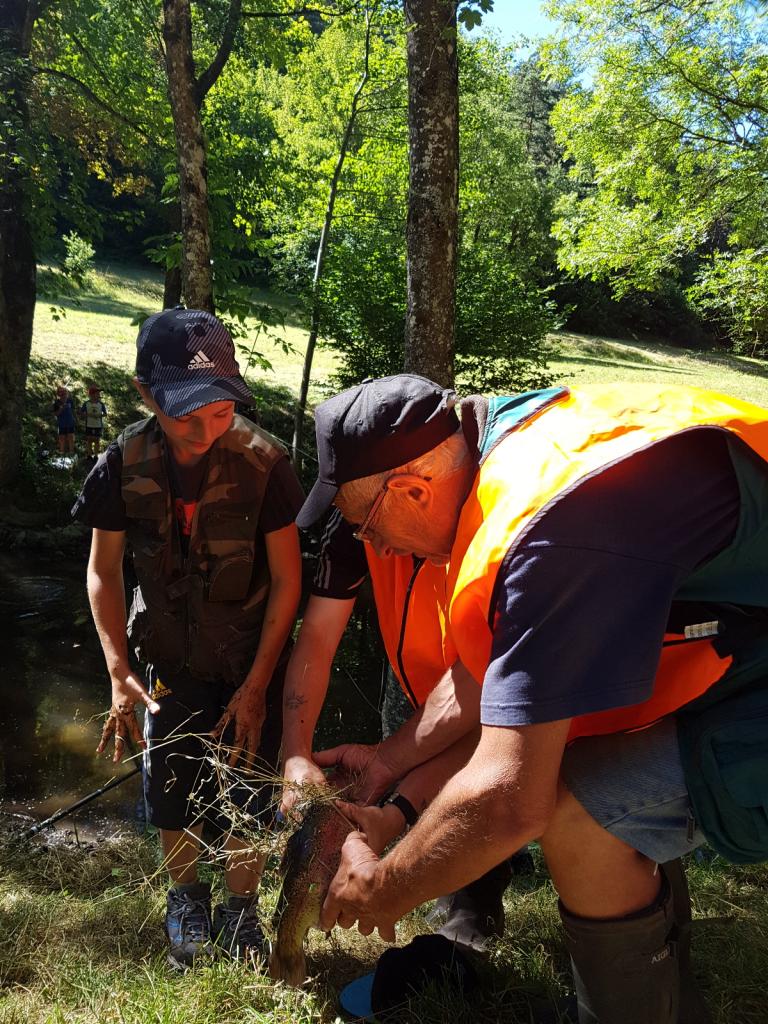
[560,715,707,863]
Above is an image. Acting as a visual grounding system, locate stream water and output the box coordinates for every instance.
[0,549,385,839]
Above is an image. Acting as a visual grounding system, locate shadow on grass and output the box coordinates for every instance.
[19,355,318,522]
[683,349,768,379]
[560,354,691,375]
[44,291,154,322]
[553,332,768,381]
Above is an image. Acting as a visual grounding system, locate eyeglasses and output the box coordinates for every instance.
[352,479,391,542]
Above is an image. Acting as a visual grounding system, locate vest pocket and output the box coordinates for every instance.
[204,507,256,542]
[207,553,253,602]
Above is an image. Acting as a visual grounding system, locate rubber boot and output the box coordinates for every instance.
[661,859,712,1024]
[559,875,679,1024]
[432,857,514,951]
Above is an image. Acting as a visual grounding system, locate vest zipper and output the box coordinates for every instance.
[396,557,424,707]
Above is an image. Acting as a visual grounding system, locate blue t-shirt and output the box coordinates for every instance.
[480,428,741,727]
[53,396,75,430]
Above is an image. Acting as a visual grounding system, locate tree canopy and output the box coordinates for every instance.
[543,0,768,348]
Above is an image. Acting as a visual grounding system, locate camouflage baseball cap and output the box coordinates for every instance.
[135,305,253,417]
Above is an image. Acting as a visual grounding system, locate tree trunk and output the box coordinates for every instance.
[0,0,39,485]
[403,0,458,388]
[163,265,182,309]
[162,0,213,312]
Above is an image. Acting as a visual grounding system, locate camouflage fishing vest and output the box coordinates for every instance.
[118,414,285,684]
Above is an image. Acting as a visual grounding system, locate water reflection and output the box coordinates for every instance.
[0,551,385,836]
[0,554,143,833]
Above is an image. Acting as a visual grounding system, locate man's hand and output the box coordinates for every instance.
[211,679,267,767]
[313,743,398,804]
[280,754,328,816]
[319,831,399,941]
[96,670,160,763]
[334,800,406,855]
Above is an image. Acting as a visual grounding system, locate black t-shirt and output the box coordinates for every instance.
[72,439,305,537]
[311,507,368,598]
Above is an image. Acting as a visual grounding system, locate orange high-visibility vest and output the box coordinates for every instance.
[365,551,451,707]
[445,384,768,738]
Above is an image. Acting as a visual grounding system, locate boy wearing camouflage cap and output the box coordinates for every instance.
[73,306,304,968]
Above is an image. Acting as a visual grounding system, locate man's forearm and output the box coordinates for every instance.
[395,726,480,815]
[375,661,481,782]
[281,640,334,758]
[282,596,356,760]
[371,720,570,922]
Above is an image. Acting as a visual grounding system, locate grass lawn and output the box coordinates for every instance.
[8,262,768,1023]
[549,331,768,408]
[1,834,767,1024]
[32,261,339,419]
[29,262,768,454]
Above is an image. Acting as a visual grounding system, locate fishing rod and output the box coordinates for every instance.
[18,763,142,841]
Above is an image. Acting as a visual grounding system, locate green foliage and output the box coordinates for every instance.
[62,231,96,285]
[458,0,496,32]
[266,22,558,393]
[542,0,768,347]
[27,0,168,252]
[688,248,768,356]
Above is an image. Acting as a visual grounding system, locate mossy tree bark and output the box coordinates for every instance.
[162,0,241,314]
[403,0,458,388]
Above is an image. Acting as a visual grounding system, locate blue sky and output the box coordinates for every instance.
[478,2,558,45]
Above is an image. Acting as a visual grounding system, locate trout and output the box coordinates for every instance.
[269,799,355,986]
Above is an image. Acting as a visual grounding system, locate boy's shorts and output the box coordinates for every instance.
[84,427,103,437]
[560,715,706,864]
[142,660,285,835]
[58,426,75,436]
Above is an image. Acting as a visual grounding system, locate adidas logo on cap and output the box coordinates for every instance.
[188,349,216,370]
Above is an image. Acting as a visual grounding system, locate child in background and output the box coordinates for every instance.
[81,385,108,460]
[53,385,76,454]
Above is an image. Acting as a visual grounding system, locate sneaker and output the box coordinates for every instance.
[213,896,266,962]
[165,882,213,970]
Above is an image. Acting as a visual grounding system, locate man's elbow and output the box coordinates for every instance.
[485,785,557,848]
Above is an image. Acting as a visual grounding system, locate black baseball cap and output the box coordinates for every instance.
[297,374,458,528]
[135,306,253,417]
[338,934,478,1021]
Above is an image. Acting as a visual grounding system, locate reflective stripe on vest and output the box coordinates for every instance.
[445,384,768,739]
[365,550,452,707]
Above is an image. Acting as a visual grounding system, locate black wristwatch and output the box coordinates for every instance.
[378,791,419,828]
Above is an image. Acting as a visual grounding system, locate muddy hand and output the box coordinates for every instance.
[212,680,267,767]
[97,673,159,763]
[319,831,397,942]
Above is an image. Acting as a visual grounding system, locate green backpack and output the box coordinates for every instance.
[675,437,768,864]
[677,633,768,864]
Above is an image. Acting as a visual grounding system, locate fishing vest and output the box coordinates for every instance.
[84,400,105,430]
[365,552,450,707]
[118,413,285,684]
[444,384,768,739]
